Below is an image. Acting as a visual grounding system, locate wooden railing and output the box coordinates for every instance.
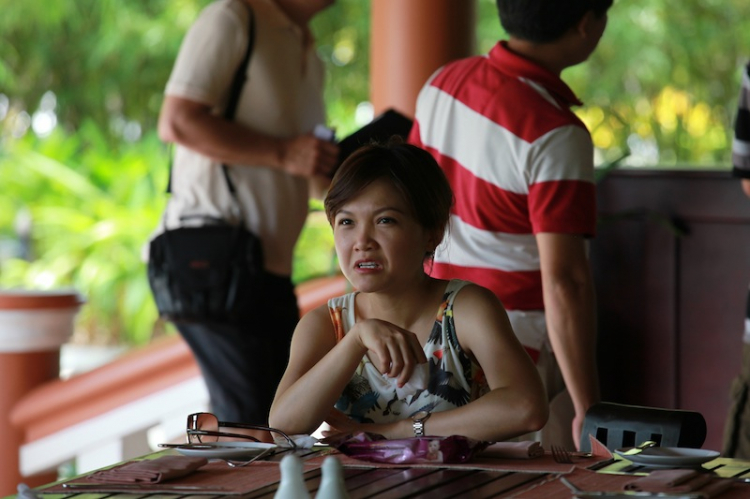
[9,274,349,479]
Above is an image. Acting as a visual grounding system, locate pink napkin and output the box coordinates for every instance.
[623,469,734,498]
[88,455,208,483]
[481,441,544,459]
[588,434,614,459]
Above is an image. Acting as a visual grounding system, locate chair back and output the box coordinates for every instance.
[579,401,707,452]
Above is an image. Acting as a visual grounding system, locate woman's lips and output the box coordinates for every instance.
[355,260,381,271]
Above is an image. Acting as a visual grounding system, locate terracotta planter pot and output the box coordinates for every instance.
[0,290,82,496]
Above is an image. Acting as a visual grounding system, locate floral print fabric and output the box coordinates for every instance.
[328,279,487,424]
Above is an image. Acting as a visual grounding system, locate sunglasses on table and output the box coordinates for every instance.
[186,412,297,449]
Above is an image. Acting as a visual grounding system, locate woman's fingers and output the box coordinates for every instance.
[356,319,427,382]
[394,329,429,386]
[393,341,416,386]
[367,343,392,375]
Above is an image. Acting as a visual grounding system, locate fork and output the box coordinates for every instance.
[225,446,276,468]
[550,445,574,464]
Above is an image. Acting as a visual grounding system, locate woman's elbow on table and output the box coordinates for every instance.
[269,394,304,435]
[269,410,315,437]
[521,391,550,434]
[501,388,549,438]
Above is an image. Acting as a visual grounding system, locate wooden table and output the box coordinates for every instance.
[18,448,750,498]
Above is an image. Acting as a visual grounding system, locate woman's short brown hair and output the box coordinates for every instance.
[324,140,454,244]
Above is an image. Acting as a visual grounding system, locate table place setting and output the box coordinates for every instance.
[512,467,747,498]
[32,435,601,496]
[25,424,750,499]
[37,453,323,496]
[613,447,722,470]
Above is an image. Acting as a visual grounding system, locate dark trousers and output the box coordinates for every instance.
[177,272,299,424]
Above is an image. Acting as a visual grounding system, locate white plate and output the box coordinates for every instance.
[614,447,720,468]
[173,441,276,460]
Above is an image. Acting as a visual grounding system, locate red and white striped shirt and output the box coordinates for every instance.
[410,41,596,357]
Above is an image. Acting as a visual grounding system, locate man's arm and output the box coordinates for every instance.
[537,232,600,448]
[741,179,750,199]
[158,94,338,179]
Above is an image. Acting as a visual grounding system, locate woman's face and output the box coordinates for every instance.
[333,179,434,294]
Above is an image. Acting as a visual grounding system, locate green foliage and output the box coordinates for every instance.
[0,125,169,345]
[312,0,371,136]
[292,209,337,285]
[569,0,746,166]
[0,0,209,144]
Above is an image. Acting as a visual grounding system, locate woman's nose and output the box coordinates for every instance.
[353,226,374,250]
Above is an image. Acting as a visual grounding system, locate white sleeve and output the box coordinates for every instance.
[165,1,249,108]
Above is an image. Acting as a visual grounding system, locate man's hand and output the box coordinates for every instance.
[280,133,339,178]
[572,411,586,450]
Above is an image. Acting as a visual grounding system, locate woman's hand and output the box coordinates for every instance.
[351,319,427,388]
[321,408,364,437]
[322,408,404,440]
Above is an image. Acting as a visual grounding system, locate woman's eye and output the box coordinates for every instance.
[337,218,353,226]
[377,217,396,224]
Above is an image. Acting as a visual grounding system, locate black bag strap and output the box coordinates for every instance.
[166,2,256,198]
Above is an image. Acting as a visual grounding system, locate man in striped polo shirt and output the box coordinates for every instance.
[409,0,613,448]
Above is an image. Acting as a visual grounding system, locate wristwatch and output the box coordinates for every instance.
[412,410,431,437]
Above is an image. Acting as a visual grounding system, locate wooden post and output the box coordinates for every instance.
[0,291,81,496]
[370,0,476,117]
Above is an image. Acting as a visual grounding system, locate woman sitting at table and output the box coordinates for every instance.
[269,141,548,443]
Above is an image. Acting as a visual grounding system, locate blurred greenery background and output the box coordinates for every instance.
[1,0,749,346]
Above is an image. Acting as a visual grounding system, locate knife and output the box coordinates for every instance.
[619,441,658,456]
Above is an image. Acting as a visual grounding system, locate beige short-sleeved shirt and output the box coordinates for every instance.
[149,0,327,276]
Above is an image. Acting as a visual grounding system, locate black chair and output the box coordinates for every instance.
[579,401,707,452]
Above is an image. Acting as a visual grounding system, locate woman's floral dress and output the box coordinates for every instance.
[328,279,488,423]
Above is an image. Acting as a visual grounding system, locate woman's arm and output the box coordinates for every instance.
[426,284,549,441]
[271,286,547,441]
[269,304,428,435]
[269,306,355,434]
[334,285,549,442]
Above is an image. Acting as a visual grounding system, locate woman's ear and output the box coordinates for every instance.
[426,230,443,255]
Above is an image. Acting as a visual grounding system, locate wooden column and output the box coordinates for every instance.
[370,0,476,117]
[0,291,82,496]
